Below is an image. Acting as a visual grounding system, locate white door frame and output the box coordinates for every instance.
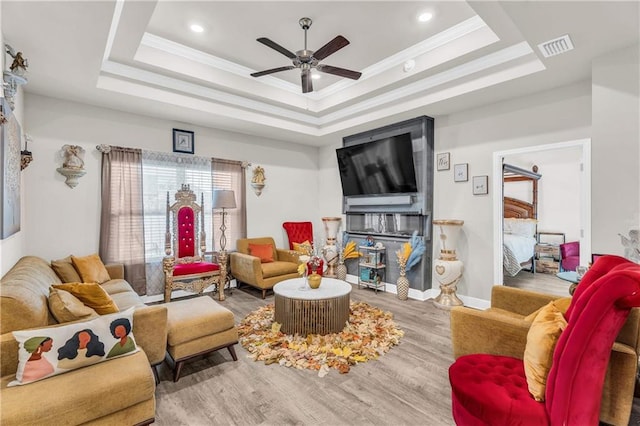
[492,138,592,285]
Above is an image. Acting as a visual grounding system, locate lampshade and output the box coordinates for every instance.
[212,190,236,209]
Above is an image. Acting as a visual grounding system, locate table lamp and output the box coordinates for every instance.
[212,189,236,251]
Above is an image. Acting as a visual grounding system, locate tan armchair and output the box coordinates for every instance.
[450,285,640,426]
[230,237,299,299]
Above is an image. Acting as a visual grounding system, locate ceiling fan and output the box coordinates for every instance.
[250,17,362,93]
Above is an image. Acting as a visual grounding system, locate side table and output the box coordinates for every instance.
[556,271,579,295]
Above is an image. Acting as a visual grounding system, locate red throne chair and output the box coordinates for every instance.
[163,184,221,303]
[282,221,323,275]
[449,255,640,426]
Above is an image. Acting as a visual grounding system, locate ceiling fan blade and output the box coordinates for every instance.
[301,69,313,93]
[256,37,297,59]
[313,36,350,61]
[250,66,295,78]
[316,64,362,80]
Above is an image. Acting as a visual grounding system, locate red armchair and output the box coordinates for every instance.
[282,221,314,250]
[559,241,580,272]
[449,255,640,426]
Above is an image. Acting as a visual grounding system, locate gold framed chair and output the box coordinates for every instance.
[162,184,222,303]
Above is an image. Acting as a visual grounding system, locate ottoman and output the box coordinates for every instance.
[165,297,238,382]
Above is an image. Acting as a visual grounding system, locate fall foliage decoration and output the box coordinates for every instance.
[238,302,404,377]
[341,240,361,260]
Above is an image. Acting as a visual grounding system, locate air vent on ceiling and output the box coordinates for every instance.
[537,34,574,58]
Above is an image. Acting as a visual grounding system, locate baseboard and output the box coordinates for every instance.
[345,274,489,309]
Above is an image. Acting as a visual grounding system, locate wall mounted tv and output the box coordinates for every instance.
[336,133,417,197]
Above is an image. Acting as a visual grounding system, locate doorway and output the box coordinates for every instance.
[492,138,591,287]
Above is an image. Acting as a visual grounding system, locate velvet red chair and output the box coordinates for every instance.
[449,255,640,426]
[282,221,314,250]
[162,184,220,303]
[559,241,580,272]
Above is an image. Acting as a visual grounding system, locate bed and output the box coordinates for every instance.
[503,164,541,276]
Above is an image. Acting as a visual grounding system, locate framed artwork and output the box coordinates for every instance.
[473,175,489,195]
[454,163,468,182]
[1,98,21,239]
[437,152,450,171]
[172,128,194,154]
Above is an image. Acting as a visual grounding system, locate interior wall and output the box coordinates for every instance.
[17,93,320,265]
[592,44,640,254]
[320,81,592,300]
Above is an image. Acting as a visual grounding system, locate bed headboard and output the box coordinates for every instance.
[504,196,535,219]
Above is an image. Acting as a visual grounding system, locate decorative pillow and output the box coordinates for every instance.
[504,218,537,237]
[51,256,82,283]
[292,240,312,255]
[52,283,119,315]
[48,287,99,323]
[71,254,111,284]
[524,297,572,322]
[523,302,567,401]
[249,243,274,263]
[9,308,138,386]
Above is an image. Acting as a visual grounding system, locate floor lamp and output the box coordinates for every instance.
[212,189,236,301]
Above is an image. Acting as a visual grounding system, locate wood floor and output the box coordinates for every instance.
[154,283,640,425]
[503,270,573,297]
[154,284,455,425]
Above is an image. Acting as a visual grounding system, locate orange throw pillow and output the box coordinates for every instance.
[52,283,119,315]
[249,243,274,263]
[71,254,111,284]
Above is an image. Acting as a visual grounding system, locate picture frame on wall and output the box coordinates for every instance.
[473,175,489,195]
[454,163,468,182]
[437,152,450,171]
[172,128,194,154]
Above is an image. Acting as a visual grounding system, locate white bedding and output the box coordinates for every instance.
[503,234,537,276]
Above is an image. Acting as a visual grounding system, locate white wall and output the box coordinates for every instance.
[592,44,640,254]
[14,93,320,267]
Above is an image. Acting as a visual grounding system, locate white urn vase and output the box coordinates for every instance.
[432,219,464,309]
[322,217,342,277]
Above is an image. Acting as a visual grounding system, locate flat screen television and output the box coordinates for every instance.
[336,133,418,197]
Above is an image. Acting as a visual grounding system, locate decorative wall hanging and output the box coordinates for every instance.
[56,145,86,188]
[454,163,468,182]
[437,152,450,171]
[472,175,489,195]
[251,165,266,196]
[0,98,21,238]
[172,128,194,154]
[20,133,33,170]
[3,44,28,110]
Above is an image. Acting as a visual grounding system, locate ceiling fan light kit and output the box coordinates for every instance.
[251,17,362,93]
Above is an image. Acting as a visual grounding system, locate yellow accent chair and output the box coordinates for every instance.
[230,237,299,299]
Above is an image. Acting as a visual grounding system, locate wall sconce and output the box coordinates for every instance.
[20,133,33,170]
[3,44,28,110]
[250,165,266,196]
[56,144,86,188]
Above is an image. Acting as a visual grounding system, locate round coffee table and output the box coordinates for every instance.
[273,277,351,335]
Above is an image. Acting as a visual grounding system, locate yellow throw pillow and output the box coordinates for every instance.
[71,254,111,284]
[52,283,119,315]
[48,287,99,323]
[292,240,312,255]
[51,256,82,283]
[524,297,572,322]
[524,302,568,401]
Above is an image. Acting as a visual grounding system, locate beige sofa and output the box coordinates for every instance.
[0,256,168,425]
[231,237,299,298]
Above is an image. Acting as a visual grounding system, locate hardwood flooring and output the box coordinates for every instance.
[154,283,640,425]
[503,270,573,297]
[155,284,455,425]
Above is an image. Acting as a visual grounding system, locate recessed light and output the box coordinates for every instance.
[190,24,204,33]
[418,13,433,23]
[311,73,321,80]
